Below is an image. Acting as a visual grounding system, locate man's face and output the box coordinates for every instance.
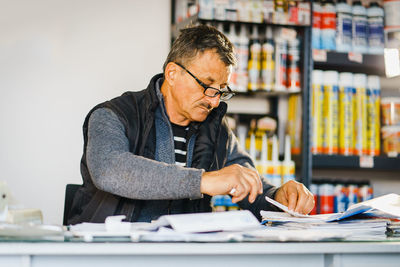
[171,50,232,123]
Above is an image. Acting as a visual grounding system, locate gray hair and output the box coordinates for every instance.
[163,24,236,73]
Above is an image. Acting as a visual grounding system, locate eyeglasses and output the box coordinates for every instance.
[175,62,235,101]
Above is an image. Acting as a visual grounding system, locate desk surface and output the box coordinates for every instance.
[3,241,400,267]
[2,241,400,255]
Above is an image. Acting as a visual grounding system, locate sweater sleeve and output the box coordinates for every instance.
[86,108,203,200]
[225,129,280,220]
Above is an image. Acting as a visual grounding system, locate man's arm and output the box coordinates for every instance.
[86,108,203,200]
[200,126,314,218]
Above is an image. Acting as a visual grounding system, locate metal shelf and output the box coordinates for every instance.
[312,155,400,171]
[313,50,385,75]
[172,15,311,38]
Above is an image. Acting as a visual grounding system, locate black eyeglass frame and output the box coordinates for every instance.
[174,62,235,101]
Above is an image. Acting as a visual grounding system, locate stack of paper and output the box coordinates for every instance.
[260,194,400,241]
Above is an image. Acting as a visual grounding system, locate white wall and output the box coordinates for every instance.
[0,0,170,224]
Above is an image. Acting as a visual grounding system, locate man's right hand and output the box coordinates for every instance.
[200,164,263,204]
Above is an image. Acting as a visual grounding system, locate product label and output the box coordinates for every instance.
[313,11,321,28]
[312,84,324,154]
[339,86,353,155]
[323,85,339,154]
[353,87,367,155]
[321,12,336,29]
[337,12,352,45]
[368,17,384,47]
[353,16,368,46]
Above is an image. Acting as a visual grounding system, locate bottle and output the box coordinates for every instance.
[353,73,368,155]
[281,135,295,184]
[287,38,301,92]
[338,72,354,156]
[321,0,336,50]
[312,0,322,49]
[312,70,324,154]
[227,24,239,91]
[248,25,262,91]
[367,2,384,54]
[261,26,275,91]
[367,75,381,156]
[274,34,287,91]
[236,24,249,92]
[322,71,339,155]
[335,0,353,52]
[352,1,368,53]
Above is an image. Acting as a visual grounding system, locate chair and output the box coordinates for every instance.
[63,184,81,225]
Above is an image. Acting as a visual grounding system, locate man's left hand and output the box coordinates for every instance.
[274,180,315,215]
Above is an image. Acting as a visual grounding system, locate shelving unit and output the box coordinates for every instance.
[170,1,313,188]
[311,49,400,176]
[313,50,386,75]
[312,155,400,171]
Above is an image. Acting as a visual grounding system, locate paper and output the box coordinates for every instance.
[156,210,261,233]
[265,196,310,218]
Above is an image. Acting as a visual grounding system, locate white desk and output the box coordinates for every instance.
[2,241,400,267]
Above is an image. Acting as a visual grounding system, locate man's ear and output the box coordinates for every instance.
[164,62,178,86]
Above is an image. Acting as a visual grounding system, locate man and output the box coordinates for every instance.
[67,25,314,224]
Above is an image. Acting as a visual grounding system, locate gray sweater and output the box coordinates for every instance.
[87,107,253,200]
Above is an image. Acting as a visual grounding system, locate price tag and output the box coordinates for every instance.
[359,155,374,168]
[313,49,327,62]
[348,52,363,63]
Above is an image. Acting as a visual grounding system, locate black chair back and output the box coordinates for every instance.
[63,184,81,225]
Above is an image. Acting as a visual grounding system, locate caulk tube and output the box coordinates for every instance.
[367,75,381,156]
[258,133,270,181]
[312,70,324,154]
[322,71,339,154]
[353,73,368,155]
[268,135,282,187]
[249,133,259,171]
[281,135,295,184]
[338,72,354,155]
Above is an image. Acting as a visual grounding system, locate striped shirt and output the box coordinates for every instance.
[170,123,189,167]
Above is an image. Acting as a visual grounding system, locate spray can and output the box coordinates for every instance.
[267,135,282,187]
[236,24,249,92]
[309,183,319,215]
[367,75,381,156]
[211,195,226,212]
[347,182,359,208]
[248,25,262,91]
[319,182,335,214]
[312,70,324,154]
[322,71,339,154]
[353,73,368,155]
[281,135,295,184]
[359,181,373,202]
[287,38,301,92]
[352,1,368,53]
[334,183,349,213]
[367,2,384,54]
[335,0,353,52]
[261,26,275,91]
[339,72,354,156]
[321,0,336,50]
[274,36,287,91]
[312,0,322,49]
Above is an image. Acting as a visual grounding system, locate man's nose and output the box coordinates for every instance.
[207,94,221,108]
